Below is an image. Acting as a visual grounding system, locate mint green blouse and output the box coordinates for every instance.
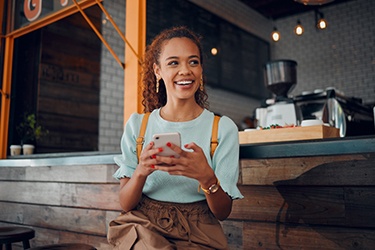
[113,108,244,203]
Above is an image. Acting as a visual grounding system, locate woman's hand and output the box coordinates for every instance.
[118,141,163,211]
[135,141,161,177]
[153,142,214,182]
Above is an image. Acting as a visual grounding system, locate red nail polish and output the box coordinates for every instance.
[158,148,163,152]
[166,142,171,147]
[170,155,175,158]
[152,155,156,159]
[184,144,188,148]
[151,165,155,168]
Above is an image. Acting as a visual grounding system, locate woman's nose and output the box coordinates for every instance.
[178,63,191,75]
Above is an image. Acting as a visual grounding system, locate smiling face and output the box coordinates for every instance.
[154,37,203,104]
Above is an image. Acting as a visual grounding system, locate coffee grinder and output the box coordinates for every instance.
[256,60,302,127]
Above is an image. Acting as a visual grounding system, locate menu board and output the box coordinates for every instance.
[146,0,270,99]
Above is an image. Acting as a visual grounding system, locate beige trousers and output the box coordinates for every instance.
[107,196,228,250]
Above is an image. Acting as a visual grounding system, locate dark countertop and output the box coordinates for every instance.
[1,136,374,167]
[240,135,375,159]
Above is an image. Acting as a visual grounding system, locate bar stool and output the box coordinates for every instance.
[28,243,97,250]
[0,226,35,250]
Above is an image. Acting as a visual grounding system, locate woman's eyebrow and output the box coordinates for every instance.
[165,55,200,61]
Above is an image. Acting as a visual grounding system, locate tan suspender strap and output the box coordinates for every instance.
[210,115,220,157]
[136,112,151,161]
[137,112,219,160]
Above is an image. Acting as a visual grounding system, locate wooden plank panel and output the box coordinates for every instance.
[36,131,98,152]
[0,167,26,180]
[240,154,368,185]
[0,182,61,205]
[220,220,243,250]
[230,185,375,228]
[38,113,98,135]
[39,79,99,102]
[38,96,98,119]
[42,32,101,62]
[242,221,375,249]
[60,183,121,210]
[0,165,119,183]
[230,186,286,222]
[0,203,107,235]
[0,182,121,210]
[26,164,118,183]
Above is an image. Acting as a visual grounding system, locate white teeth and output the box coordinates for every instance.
[176,80,193,85]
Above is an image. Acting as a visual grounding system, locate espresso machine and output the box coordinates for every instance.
[255,59,375,137]
[256,60,302,128]
[293,88,375,137]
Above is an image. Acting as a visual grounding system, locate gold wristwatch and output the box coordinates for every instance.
[199,178,220,195]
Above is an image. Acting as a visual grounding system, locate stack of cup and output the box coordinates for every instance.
[10,145,22,156]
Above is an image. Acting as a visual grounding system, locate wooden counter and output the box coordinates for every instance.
[0,136,374,249]
[222,136,375,249]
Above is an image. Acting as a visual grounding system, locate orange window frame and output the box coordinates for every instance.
[0,0,146,158]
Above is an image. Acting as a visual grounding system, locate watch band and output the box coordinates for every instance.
[199,177,220,194]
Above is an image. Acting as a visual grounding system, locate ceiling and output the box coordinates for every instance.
[239,0,353,20]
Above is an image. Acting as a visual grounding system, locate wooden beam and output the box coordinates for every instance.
[124,0,146,124]
[0,36,14,158]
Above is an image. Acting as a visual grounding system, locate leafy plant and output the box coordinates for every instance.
[16,113,48,145]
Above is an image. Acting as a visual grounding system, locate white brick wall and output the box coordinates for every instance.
[272,0,375,104]
[98,1,125,152]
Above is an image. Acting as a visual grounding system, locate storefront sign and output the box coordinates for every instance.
[24,0,69,22]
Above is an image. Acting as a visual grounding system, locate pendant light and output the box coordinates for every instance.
[271,27,280,42]
[294,20,304,35]
[316,10,328,29]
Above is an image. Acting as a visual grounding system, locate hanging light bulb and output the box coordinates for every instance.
[271,27,280,42]
[318,18,327,29]
[316,10,328,30]
[294,20,304,35]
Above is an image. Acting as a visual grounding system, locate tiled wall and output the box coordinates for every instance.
[98,0,374,151]
[99,1,125,152]
[272,0,375,104]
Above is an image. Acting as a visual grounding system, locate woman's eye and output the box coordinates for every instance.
[167,61,178,66]
[190,60,200,66]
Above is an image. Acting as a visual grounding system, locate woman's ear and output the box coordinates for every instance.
[153,63,160,77]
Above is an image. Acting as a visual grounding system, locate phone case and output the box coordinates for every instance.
[152,132,181,158]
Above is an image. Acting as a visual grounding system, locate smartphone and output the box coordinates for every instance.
[152,132,181,158]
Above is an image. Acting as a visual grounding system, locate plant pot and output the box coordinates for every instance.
[22,144,35,155]
[10,145,22,156]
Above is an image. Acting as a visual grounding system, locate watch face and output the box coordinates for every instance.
[209,184,219,194]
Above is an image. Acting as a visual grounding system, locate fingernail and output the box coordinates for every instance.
[152,155,156,159]
[166,142,172,147]
[184,144,188,148]
[158,148,163,152]
[151,165,155,168]
[170,155,175,158]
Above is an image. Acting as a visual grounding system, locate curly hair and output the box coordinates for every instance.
[141,26,209,112]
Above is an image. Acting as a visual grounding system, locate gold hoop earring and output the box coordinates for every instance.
[156,76,160,93]
[200,76,204,91]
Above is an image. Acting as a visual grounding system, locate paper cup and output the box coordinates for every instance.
[22,144,35,155]
[10,145,22,156]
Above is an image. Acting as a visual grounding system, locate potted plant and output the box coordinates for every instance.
[16,113,48,154]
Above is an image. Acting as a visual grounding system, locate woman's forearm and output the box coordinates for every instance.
[118,170,147,212]
[206,189,232,221]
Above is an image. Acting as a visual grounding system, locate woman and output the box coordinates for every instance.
[108,26,243,249]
